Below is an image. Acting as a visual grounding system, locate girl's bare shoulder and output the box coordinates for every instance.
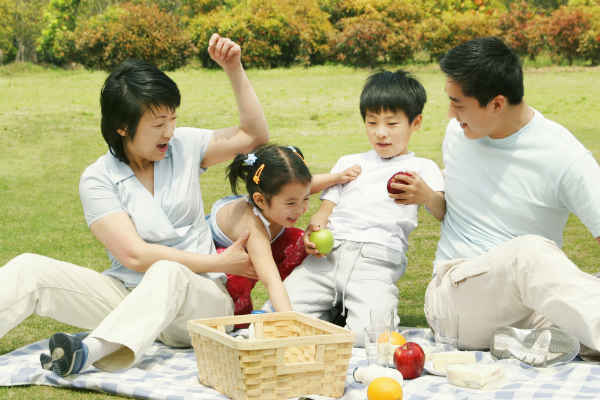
[216,197,254,238]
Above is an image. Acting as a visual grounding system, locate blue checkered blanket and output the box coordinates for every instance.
[1,328,599,399]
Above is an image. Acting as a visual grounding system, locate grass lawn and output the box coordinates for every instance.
[1,63,599,399]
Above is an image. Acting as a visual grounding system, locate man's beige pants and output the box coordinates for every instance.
[0,253,233,371]
[425,235,600,351]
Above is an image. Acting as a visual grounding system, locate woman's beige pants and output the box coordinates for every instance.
[0,253,233,371]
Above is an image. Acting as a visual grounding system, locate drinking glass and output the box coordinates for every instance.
[366,308,398,366]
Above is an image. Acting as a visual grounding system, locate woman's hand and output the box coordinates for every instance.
[219,231,258,279]
[208,33,242,71]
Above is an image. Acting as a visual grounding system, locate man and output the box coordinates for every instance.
[425,37,600,366]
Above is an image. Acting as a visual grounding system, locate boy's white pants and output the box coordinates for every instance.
[0,253,233,371]
[425,235,600,351]
[283,240,406,346]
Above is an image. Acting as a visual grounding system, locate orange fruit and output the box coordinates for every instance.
[367,377,403,400]
[378,331,407,346]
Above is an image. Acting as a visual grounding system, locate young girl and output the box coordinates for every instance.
[208,145,360,315]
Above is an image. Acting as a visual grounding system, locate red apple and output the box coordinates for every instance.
[387,171,412,194]
[393,342,425,380]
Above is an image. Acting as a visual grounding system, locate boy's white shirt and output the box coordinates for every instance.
[321,150,444,254]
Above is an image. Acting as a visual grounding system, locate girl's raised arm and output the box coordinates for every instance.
[310,164,361,194]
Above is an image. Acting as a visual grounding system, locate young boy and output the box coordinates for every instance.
[283,70,445,345]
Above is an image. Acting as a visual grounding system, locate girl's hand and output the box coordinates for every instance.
[220,231,257,279]
[208,33,242,71]
[336,164,361,185]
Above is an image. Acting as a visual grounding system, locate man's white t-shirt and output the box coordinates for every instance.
[435,109,600,269]
[79,127,220,287]
[322,150,444,254]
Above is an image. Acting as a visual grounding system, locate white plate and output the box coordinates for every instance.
[424,360,446,376]
[424,351,480,377]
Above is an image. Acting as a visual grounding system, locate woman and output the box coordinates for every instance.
[0,33,267,376]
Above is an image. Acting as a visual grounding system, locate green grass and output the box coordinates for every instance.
[1,63,600,398]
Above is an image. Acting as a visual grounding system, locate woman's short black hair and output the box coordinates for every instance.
[100,59,180,164]
[359,69,426,123]
[440,37,524,106]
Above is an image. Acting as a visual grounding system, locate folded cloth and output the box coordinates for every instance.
[490,326,580,367]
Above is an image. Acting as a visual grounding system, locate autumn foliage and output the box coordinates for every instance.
[2,0,600,68]
[68,2,195,71]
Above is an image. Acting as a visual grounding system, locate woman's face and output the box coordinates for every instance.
[121,105,177,167]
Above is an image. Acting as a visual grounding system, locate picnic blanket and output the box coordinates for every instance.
[1,328,600,399]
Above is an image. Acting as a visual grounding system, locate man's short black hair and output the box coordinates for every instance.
[360,70,426,123]
[440,37,524,107]
[100,59,180,164]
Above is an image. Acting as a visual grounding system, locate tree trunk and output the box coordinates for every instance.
[16,41,25,63]
[15,39,38,63]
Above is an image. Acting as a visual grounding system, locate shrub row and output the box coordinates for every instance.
[3,0,600,68]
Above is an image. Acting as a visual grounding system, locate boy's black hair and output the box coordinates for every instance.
[360,69,426,123]
[440,37,524,107]
[227,145,312,207]
[100,59,181,164]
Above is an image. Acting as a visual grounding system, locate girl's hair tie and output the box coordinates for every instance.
[288,146,305,163]
[243,153,257,166]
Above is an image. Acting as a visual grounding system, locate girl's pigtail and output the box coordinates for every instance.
[227,153,251,195]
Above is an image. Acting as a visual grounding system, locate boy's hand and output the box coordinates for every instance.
[303,223,326,257]
[336,164,361,185]
[388,171,434,206]
[208,33,241,71]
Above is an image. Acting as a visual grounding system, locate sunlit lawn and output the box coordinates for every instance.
[1,62,599,398]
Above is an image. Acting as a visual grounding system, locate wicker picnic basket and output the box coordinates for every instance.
[187,311,354,400]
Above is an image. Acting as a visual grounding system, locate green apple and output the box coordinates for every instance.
[309,229,334,255]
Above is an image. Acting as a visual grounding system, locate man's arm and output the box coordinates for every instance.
[555,152,600,251]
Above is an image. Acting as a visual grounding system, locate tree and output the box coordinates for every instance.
[0,0,48,62]
[37,0,80,65]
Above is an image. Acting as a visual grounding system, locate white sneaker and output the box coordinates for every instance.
[490,326,579,367]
